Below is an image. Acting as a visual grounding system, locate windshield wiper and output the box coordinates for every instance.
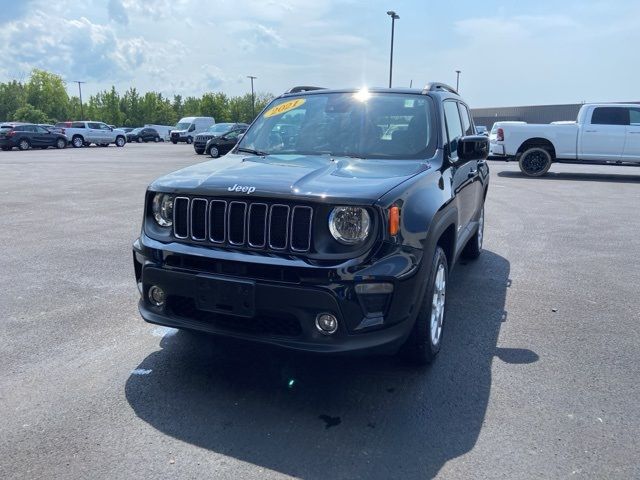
[236,147,268,156]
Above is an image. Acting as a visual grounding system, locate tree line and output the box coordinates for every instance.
[0,69,274,126]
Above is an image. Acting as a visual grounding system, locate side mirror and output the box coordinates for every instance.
[457,135,489,161]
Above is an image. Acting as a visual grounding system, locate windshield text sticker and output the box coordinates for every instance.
[264,98,306,118]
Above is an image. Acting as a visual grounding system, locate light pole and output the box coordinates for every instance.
[455,70,461,92]
[73,80,85,118]
[386,10,399,88]
[247,75,257,118]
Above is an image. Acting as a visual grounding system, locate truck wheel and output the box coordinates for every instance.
[56,138,67,149]
[462,206,484,259]
[72,136,84,148]
[209,146,219,158]
[401,246,448,365]
[186,136,193,144]
[115,136,126,147]
[18,139,31,151]
[519,147,552,177]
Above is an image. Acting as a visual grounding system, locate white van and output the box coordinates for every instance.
[169,117,215,144]
[144,124,173,141]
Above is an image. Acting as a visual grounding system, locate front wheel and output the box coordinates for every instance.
[154,136,160,142]
[209,146,219,158]
[115,136,126,147]
[401,246,448,365]
[186,136,193,144]
[519,147,552,177]
[137,137,143,143]
[56,138,67,149]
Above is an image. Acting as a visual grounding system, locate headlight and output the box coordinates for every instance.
[329,207,371,245]
[151,193,174,227]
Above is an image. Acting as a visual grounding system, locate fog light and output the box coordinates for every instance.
[148,285,166,307]
[315,313,338,335]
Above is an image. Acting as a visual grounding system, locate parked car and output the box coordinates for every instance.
[205,127,248,157]
[39,124,66,135]
[489,104,640,175]
[126,127,161,143]
[475,125,488,136]
[169,117,215,144]
[0,123,68,151]
[120,127,135,133]
[193,123,249,155]
[133,83,489,364]
[144,124,173,141]
[54,121,126,148]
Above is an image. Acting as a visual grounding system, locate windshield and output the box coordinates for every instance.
[130,128,142,133]
[238,92,436,159]
[174,122,191,130]
[206,123,233,134]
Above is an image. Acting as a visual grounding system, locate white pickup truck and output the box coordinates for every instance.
[54,121,127,148]
[489,103,640,176]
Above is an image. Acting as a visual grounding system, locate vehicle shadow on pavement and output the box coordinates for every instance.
[125,251,537,479]
[498,170,640,183]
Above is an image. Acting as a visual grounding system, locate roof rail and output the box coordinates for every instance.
[422,82,458,95]
[284,86,326,94]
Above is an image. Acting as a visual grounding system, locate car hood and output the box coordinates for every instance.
[150,153,433,204]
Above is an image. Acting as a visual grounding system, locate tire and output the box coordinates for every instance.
[154,136,160,142]
[115,136,126,147]
[519,147,552,177]
[137,137,143,143]
[462,205,484,260]
[18,139,30,151]
[186,136,193,144]
[72,136,84,148]
[209,146,219,158]
[401,246,449,365]
[56,138,66,149]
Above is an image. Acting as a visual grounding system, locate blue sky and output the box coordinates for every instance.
[1,0,638,108]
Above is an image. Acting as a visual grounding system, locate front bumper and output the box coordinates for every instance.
[133,234,425,354]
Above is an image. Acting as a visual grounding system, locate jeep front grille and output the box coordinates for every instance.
[172,197,313,253]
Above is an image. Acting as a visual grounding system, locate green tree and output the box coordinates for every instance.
[172,95,183,120]
[182,96,201,116]
[12,104,50,124]
[200,92,230,122]
[0,80,26,121]
[25,69,69,122]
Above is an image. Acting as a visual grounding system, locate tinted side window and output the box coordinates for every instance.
[443,101,463,158]
[458,103,474,136]
[88,122,101,129]
[71,122,85,128]
[591,107,629,126]
[629,108,640,126]
[35,126,49,133]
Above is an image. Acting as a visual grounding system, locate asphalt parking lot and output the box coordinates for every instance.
[1,143,639,479]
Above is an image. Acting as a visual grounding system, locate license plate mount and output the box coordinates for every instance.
[195,275,255,317]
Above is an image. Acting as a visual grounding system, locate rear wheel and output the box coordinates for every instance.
[401,246,448,365]
[18,139,30,151]
[56,138,66,149]
[72,136,84,148]
[519,147,552,177]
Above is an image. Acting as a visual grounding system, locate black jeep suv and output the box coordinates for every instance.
[133,84,489,364]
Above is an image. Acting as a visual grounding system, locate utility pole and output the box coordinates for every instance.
[247,76,257,118]
[386,11,400,88]
[73,80,86,119]
[455,70,461,92]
